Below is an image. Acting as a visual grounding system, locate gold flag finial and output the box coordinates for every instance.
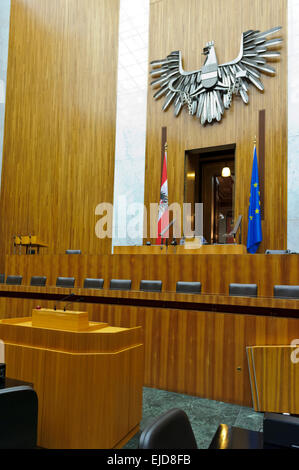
[164,142,168,151]
[253,135,257,145]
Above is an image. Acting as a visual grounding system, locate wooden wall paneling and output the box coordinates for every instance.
[0,0,120,270]
[145,0,287,252]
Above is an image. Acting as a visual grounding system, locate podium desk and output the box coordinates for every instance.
[0,312,143,449]
[113,244,247,255]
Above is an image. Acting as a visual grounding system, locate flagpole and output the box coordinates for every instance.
[163,142,168,247]
[164,142,168,247]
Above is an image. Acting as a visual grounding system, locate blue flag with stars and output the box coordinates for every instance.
[247,146,262,254]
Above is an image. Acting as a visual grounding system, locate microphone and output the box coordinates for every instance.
[54,293,75,311]
[64,296,84,312]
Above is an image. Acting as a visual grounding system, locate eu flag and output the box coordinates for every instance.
[247,146,262,254]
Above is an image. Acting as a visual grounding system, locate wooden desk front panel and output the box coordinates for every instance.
[4,342,143,449]
[5,253,299,297]
[0,295,298,407]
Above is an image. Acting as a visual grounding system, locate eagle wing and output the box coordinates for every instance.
[219,26,283,104]
[150,51,203,118]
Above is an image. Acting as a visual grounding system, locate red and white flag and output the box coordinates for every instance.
[156,148,169,244]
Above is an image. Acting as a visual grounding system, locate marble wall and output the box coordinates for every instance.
[0,0,10,188]
[288,0,299,251]
[112,0,149,249]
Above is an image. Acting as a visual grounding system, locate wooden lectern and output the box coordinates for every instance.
[0,309,144,449]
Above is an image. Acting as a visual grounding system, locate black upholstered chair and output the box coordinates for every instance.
[0,274,5,284]
[109,279,132,291]
[176,281,201,294]
[139,408,198,449]
[229,283,258,297]
[56,277,75,288]
[0,383,38,448]
[6,275,22,285]
[274,285,299,299]
[30,276,47,287]
[83,278,104,289]
[65,250,81,254]
[140,280,162,292]
[265,249,291,254]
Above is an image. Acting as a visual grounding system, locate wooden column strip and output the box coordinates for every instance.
[161,126,167,177]
[258,110,265,220]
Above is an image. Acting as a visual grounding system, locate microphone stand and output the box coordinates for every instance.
[54,293,75,311]
[64,297,84,312]
[159,219,176,250]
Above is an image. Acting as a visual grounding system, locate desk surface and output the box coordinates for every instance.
[209,424,264,449]
[0,377,33,390]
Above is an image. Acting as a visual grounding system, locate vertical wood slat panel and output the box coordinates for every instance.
[145,0,287,251]
[0,0,120,269]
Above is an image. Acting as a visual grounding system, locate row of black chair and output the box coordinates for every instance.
[1,275,299,298]
[0,276,202,293]
[0,275,165,291]
[229,283,299,299]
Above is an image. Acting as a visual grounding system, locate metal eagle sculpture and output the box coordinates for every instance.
[150,26,282,125]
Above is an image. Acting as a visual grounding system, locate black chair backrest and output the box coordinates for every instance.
[0,386,38,449]
[65,250,81,254]
[83,278,104,289]
[140,280,162,292]
[56,277,75,288]
[176,281,201,294]
[274,285,299,299]
[229,283,258,297]
[139,408,198,449]
[109,279,132,291]
[6,275,22,285]
[30,276,47,287]
[265,249,290,254]
[0,274,5,284]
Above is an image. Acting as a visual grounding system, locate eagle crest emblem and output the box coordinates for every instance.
[150,27,282,125]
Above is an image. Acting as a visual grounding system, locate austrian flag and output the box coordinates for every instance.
[156,148,169,244]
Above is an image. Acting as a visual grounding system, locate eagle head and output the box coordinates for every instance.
[203,41,215,55]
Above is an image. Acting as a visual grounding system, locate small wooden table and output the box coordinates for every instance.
[14,235,49,254]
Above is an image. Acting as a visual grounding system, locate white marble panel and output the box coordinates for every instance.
[112,0,149,250]
[0,0,11,189]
